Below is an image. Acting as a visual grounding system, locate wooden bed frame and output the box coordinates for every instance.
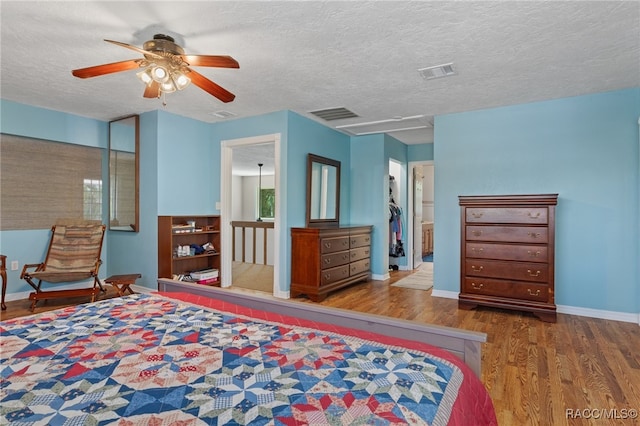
[157,279,487,377]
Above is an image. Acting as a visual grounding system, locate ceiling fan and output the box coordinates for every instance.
[72,34,239,102]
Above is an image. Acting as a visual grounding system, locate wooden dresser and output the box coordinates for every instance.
[458,194,558,322]
[291,226,372,302]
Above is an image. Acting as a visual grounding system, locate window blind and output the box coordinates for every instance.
[0,134,103,230]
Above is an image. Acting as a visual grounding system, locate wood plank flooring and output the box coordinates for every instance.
[2,270,639,425]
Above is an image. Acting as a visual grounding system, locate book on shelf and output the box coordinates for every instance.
[196,277,219,285]
[190,268,219,280]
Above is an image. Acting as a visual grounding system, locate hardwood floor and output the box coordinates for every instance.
[2,271,639,425]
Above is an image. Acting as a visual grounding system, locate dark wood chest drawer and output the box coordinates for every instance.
[322,251,351,269]
[459,194,558,322]
[350,246,370,262]
[350,258,370,276]
[466,243,548,263]
[466,207,548,224]
[464,278,549,302]
[321,236,350,254]
[321,265,350,285]
[466,225,548,243]
[465,259,548,282]
[350,234,371,248]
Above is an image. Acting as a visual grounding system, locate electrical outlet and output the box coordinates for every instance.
[11,260,19,271]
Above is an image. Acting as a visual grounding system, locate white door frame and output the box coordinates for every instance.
[407,160,433,270]
[220,133,283,297]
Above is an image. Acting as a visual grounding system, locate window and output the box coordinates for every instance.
[258,188,275,219]
[83,179,103,220]
[0,134,103,230]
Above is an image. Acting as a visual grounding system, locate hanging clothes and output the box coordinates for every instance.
[389,201,405,257]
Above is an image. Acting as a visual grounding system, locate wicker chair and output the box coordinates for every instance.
[20,219,106,311]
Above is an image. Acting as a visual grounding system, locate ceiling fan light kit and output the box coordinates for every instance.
[71,33,239,103]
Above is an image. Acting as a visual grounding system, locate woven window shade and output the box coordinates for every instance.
[0,134,103,230]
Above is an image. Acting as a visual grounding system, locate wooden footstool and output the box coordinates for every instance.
[104,274,141,296]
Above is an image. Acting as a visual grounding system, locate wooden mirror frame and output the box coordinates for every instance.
[108,115,139,232]
[306,153,341,228]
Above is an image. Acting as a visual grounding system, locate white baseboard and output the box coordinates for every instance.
[557,304,640,325]
[429,289,639,325]
[372,273,390,281]
[431,289,458,299]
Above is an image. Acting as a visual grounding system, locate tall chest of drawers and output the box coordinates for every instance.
[458,194,558,322]
[290,226,372,302]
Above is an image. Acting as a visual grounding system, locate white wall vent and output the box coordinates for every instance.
[418,63,457,80]
[211,110,237,119]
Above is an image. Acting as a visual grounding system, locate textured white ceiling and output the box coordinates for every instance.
[1,1,639,153]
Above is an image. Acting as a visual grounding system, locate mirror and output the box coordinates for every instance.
[109,115,139,232]
[306,153,340,228]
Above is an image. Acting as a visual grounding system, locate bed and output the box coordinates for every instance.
[1,284,497,425]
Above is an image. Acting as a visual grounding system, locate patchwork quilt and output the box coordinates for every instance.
[1,293,496,425]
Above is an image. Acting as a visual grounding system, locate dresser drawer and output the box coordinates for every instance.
[466,225,548,243]
[350,246,371,262]
[464,278,549,302]
[466,243,548,263]
[321,251,351,269]
[465,259,549,283]
[321,265,350,285]
[466,207,548,224]
[321,236,350,254]
[350,258,370,276]
[350,234,371,248]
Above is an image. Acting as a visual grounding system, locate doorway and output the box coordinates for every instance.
[408,161,434,271]
[220,134,283,297]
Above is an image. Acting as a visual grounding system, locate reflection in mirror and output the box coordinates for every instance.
[109,115,139,232]
[306,154,340,228]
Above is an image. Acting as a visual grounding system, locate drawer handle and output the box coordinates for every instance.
[527,232,541,238]
[471,282,484,290]
[527,269,541,277]
[527,250,541,257]
[471,247,484,253]
[528,212,541,219]
[324,242,332,249]
[471,265,484,272]
[471,212,483,219]
[528,289,541,296]
[471,230,482,237]
[324,273,332,280]
[324,258,332,265]
[351,252,357,258]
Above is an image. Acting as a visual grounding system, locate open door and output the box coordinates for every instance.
[413,166,424,268]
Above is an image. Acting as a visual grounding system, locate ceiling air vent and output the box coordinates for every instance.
[211,110,237,119]
[309,107,359,121]
[418,63,457,80]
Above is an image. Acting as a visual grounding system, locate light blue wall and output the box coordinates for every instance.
[434,88,640,313]
[212,110,351,291]
[351,134,386,276]
[0,100,110,294]
[350,134,411,275]
[287,111,351,227]
[408,143,434,161]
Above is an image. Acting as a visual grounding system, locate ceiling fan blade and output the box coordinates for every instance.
[143,81,161,98]
[188,69,236,103]
[182,55,239,68]
[72,59,141,78]
[104,39,164,60]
